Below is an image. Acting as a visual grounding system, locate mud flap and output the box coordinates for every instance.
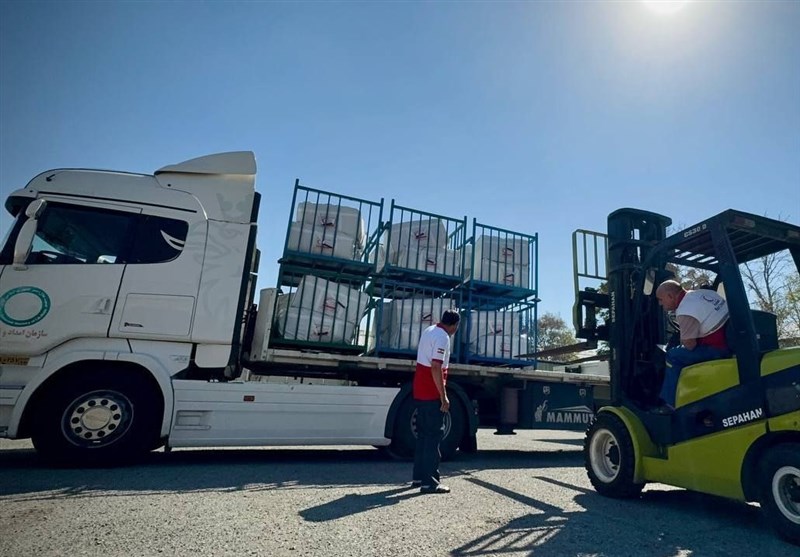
[519,382,595,430]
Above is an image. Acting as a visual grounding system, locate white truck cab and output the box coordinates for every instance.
[0,152,265,461]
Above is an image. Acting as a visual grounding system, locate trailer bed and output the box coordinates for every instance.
[248,348,609,386]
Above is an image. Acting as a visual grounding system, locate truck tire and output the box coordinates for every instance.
[584,412,644,498]
[759,443,800,545]
[440,396,466,461]
[31,369,162,467]
[386,393,465,462]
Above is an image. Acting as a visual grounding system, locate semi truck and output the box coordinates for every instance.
[0,151,608,465]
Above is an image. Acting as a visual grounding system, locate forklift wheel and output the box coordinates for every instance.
[759,443,800,546]
[584,412,644,499]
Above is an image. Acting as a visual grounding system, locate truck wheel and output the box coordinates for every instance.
[440,396,465,461]
[386,393,465,462]
[759,444,800,545]
[31,370,161,466]
[584,412,644,498]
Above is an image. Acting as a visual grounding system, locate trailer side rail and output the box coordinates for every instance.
[249,348,609,385]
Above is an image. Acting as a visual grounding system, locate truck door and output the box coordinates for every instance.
[0,199,139,356]
[109,209,201,340]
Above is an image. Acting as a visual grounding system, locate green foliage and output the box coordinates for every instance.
[536,312,581,362]
[740,252,800,343]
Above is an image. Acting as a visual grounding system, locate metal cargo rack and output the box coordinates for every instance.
[271,182,547,365]
[462,220,538,301]
[461,295,538,368]
[279,181,383,286]
[366,280,462,360]
[269,267,373,355]
[369,202,467,290]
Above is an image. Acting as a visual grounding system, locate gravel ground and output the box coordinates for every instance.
[0,430,795,557]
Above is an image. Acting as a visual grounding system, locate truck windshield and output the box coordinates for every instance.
[25,202,135,265]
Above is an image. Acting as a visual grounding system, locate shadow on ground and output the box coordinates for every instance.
[449,475,795,557]
[0,444,582,500]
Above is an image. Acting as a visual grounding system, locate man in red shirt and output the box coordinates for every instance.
[655,280,730,411]
[412,309,460,494]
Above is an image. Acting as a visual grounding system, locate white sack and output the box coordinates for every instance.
[472,334,525,359]
[388,219,448,256]
[466,259,530,289]
[474,235,531,266]
[290,275,369,326]
[295,202,366,246]
[384,297,457,351]
[469,311,520,345]
[281,309,359,344]
[395,247,462,276]
[287,223,361,261]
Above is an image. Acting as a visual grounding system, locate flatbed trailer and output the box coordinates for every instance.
[0,151,608,465]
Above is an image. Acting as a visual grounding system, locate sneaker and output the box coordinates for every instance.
[420,485,450,494]
[410,480,422,487]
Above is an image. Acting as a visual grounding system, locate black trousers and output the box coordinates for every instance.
[412,399,445,488]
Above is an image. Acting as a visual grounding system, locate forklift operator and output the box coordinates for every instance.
[654,280,730,411]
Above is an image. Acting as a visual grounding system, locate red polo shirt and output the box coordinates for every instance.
[413,324,450,400]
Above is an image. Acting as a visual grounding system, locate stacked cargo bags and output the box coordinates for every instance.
[468,310,527,359]
[286,202,366,261]
[475,335,525,359]
[396,247,462,277]
[384,296,458,351]
[277,276,369,345]
[389,218,447,256]
[465,235,531,289]
[276,182,538,363]
[387,218,462,278]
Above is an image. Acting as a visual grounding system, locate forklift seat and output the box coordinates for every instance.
[724,309,778,355]
[751,310,779,352]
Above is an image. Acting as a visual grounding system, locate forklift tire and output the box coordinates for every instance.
[385,393,465,462]
[584,412,644,499]
[759,443,800,545]
[31,370,161,467]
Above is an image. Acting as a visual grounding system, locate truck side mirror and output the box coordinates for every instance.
[12,199,47,269]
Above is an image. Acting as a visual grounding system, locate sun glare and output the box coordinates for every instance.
[641,1,690,15]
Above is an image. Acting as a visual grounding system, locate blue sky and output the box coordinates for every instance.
[1,1,798,324]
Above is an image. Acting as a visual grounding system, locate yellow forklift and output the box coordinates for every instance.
[574,209,800,545]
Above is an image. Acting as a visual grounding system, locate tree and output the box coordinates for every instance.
[785,272,800,344]
[669,265,715,290]
[535,312,581,362]
[740,251,800,345]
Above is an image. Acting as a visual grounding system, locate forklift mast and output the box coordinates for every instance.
[606,209,673,405]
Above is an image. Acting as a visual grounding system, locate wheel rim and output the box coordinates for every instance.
[60,390,134,448]
[772,465,800,525]
[410,409,452,440]
[589,427,621,483]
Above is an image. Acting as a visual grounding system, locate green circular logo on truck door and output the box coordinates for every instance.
[0,286,51,327]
